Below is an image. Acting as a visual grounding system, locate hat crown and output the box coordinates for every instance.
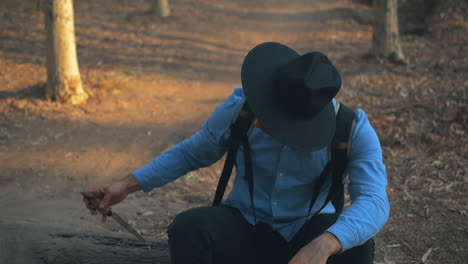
[273,52,341,119]
[241,42,339,151]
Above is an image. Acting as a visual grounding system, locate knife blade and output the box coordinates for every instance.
[81,191,146,242]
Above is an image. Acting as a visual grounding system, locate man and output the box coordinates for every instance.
[83,42,390,264]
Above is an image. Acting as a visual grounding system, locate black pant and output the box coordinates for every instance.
[167,206,374,264]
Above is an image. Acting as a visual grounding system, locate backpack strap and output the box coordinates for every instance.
[306,102,355,218]
[212,100,255,206]
[328,103,355,213]
[242,134,256,222]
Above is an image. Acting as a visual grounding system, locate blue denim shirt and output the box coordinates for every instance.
[133,87,390,251]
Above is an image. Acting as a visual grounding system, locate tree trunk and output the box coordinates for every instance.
[43,0,88,104]
[372,0,406,64]
[151,0,171,17]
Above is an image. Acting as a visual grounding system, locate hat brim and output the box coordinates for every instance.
[241,42,336,151]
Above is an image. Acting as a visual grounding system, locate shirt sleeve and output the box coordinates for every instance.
[133,87,245,192]
[326,108,390,252]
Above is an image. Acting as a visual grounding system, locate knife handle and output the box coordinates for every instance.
[81,191,113,216]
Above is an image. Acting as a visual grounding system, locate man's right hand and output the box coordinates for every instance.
[83,174,141,222]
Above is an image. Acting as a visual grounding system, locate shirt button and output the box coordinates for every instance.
[279,173,283,177]
[273,202,277,206]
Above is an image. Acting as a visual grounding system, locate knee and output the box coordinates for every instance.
[355,239,375,264]
[357,239,375,254]
[167,207,212,238]
[361,238,375,256]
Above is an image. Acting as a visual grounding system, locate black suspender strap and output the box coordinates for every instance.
[212,101,255,206]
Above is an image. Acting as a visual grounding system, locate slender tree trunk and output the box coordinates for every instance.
[43,0,88,104]
[151,0,171,17]
[372,0,406,64]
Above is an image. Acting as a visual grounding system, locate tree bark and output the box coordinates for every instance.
[372,0,406,64]
[151,0,171,17]
[43,0,88,104]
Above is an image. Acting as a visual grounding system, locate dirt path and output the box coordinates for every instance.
[1,0,467,263]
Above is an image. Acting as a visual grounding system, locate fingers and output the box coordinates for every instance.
[83,194,108,219]
[98,191,112,223]
[82,197,93,209]
[83,183,124,223]
[82,196,97,215]
[83,184,110,215]
[99,192,112,211]
[89,185,109,200]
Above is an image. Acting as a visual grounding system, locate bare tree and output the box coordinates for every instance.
[43,0,88,104]
[372,0,406,64]
[150,0,171,17]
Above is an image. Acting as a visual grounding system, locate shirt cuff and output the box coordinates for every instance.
[132,164,163,192]
[326,220,358,252]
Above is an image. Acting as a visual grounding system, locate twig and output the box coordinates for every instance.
[79,106,91,114]
[86,119,99,126]
[403,176,417,201]
[422,247,433,263]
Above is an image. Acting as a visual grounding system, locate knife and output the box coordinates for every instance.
[81,191,146,242]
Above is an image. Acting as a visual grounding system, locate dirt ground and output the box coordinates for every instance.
[0,0,467,263]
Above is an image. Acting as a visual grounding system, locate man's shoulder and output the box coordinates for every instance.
[348,107,383,157]
[203,87,245,136]
[219,87,245,111]
[214,87,245,117]
[232,87,245,99]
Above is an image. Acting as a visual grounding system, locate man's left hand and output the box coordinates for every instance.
[288,232,341,264]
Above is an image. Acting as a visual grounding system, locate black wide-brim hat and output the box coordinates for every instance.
[241,42,342,151]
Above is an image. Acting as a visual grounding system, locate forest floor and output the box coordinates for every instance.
[0,0,467,263]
